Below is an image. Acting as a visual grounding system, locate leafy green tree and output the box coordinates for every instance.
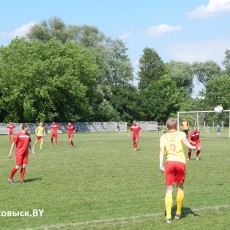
[192,60,221,85]
[0,38,98,122]
[165,61,193,94]
[138,48,165,91]
[201,74,230,110]
[110,85,145,122]
[143,76,186,122]
[222,49,230,76]
[27,17,80,43]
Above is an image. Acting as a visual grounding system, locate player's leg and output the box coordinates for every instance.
[8,154,22,184]
[34,136,39,147]
[196,145,201,160]
[133,135,137,150]
[40,137,44,149]
[51,134,54,146]
[175,162,186,218]
[187,148,192,160]
[19,164,26,183]
[164,161,174,223]
[19,156,28,183]
[70,136,74,146]
[165,185,173,223]
[54,134,58,145]
[68,135,71,147]
[176,183,184,218]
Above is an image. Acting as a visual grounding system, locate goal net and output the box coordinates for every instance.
[177,110,230,138]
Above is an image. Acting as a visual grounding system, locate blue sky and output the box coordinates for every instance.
[1,0,230,94]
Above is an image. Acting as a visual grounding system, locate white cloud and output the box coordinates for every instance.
[0,22,36,39]
[119,32,131,40]
[166,38,230,66]
[186,0,230,18]
[146,24,182,37]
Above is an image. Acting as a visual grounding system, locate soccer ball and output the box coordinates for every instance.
[214,105,223,113]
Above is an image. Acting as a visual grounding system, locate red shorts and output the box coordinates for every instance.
[68,134,74,139]
[190,142,200,149]
[132,134,139,142]
[165,161,186,185]
[9,132,14,136]
[37,136,44,141]
[51,133,58,138]
[16,154,28,166]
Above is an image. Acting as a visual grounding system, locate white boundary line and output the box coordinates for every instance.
[23,204,230,230]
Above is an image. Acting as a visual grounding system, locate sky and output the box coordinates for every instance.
[1,0,230,95]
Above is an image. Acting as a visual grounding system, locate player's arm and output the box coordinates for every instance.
[159,148,165,173]
[139,128,142,137]
[35,127,38,136]
[182,137,196,150]
[159,136,165,173]
[28,143,36,155]
[188,135,196,145]
[8,142,16,159]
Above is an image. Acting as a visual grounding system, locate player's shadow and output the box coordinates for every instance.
[171,206,199,219]
[24,177,42,183]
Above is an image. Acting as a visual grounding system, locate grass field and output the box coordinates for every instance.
[0,130,229,230]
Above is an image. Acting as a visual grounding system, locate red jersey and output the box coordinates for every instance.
[51,124,60,134]
[13,131,31,156]
[130,125,141,135]
[7,124,16,134]
[66,125,76,134]
[189,130,200,143]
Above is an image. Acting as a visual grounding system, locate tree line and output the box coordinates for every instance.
[0,17,230,123]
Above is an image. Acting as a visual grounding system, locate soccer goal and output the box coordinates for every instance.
[177,110,230,138]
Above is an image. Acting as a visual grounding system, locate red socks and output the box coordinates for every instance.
[20,168,26,181]
[9,167,18,179]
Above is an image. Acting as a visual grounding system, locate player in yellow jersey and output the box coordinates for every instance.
[159,118,196,224]
[181,119,189,137]
[34,122,46,149]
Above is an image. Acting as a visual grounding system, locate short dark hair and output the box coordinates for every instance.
[22,123,29,130]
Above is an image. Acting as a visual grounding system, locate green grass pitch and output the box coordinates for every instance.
[0,130,229,229]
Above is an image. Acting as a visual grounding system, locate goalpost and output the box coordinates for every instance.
[177,110,230,138]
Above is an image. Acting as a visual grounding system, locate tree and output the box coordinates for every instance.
[192,60,221,85]
[202,74,230,110]
[222,49,230,76]
[143,76,186,122]
[110,85,145,122]
[165,61,193,94]
[0,38,98,122]
[27,17,80,43]
[138,48,165,91]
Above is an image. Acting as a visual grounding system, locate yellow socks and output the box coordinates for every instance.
[176,190,184,215]
[34,141,38,147]
[165,193,172,219]
[40,141,43,149]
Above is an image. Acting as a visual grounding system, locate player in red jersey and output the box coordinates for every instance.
[187,126,201,161]
[50,122,60,146]
[7,122,16,142]
[8,123,35,184]
[66,122,77,147]
[128,120,142,151]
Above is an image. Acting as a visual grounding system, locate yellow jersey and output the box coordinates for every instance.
[35,126,45,136]
[160,131,186,164]
[181,121,189,131]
